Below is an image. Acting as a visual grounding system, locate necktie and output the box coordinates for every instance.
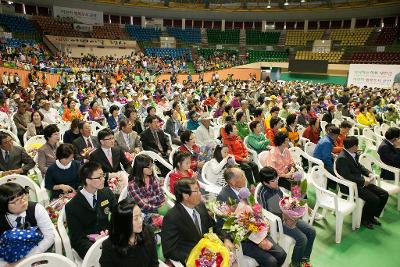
[86,138,93,148]
[153,131,163,152]
[93,194,97,208]
[4,151,9,164]
[192,210,201,234]
[107,150,113,167]
[15,216,22,228]
[126,134,131,150]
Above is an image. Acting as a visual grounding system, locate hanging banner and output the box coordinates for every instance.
[347,64,400,88]
[53,6,103,26]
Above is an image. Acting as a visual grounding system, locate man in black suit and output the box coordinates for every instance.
[377,127,400,180]
[335,136,389,229]
[161,179,234,264]
[217,166,287,267]
[65,161,117,258]
[0,132,35,175]
[140,115,171,176]
[72,121,99,162]
[89,128,132,184]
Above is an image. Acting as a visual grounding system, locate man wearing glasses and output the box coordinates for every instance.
[89,128,132,185]
[65,161,117,259]
[0,132,35,176]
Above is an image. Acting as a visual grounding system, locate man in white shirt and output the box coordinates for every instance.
[39,99,61,124]
[195,112,218,148]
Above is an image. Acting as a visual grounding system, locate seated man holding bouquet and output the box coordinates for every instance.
[72,121,99,162]
[217,166,287,267]
[161,178,235,264]
[257,166,316,267]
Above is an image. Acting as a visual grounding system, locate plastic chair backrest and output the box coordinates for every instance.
[304,142,316,157]
[15,253,77,267]
[57,208,74,261]
[118,186,128,202]
[258,150,270,168]
[362,127,376,141]
[0,174,43,203]
[0,128,21,146]
[163,170,176,201]
[137,150,173,171]
[169,147,179,165]
[81,236,108,267]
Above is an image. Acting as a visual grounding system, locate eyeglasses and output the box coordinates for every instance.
[271,178,279,183]
[190,190,200,193]
[144,164,153,169]
[103,137,114,141]
[88,173,105,180]
[8,192,28,205]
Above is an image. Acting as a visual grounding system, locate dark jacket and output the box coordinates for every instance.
[0,146,35,174]
[335,150,370,188]
[377,139,400,180]
[140,128,171,157]
[72,136,99,161]
[65,188,117,259]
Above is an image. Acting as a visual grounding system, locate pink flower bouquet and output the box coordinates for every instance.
[279,196,307,224]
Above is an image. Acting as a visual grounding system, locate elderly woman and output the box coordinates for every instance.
[260,131,296,191]
[26,111,48,140]
[107,105,121,132]
[88,101,105,124]
[62,98,83,122]
[247,120,270,154]
[45,143,80,199]
[37,124,60,176]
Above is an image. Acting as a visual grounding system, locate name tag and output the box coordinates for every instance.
[100,200,109,207]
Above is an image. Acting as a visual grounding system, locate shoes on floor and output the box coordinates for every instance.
[371,218,382,226]
[361,221,374,229]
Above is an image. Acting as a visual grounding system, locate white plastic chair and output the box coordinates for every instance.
[169,147,180,165]
[304,142,316,158]
[0,174,48,205]
[118,186,128,202]
[331,119,341,127]
[289,147,324,181]
[254,183,295,267]
[333,160,364,229]
[359,152,400,211]
[163,170,176,201]
[362,127,376,141]
[243,136,262,170]
[164,132,178,149]
[0,128,21,146]
[258,150,270,168]
[57,207,83,265]
[320,120,328,135]
[201,160,226,187]
[137,150,173,171]
[81,235,108,267]
[309,166,358,243]
[380,123,390,135]
[15,253,77,267]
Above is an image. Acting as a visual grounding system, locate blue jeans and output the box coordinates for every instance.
[283,219,316,266]
[242,236,287,267]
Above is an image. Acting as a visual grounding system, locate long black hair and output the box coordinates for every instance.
[129,154,153,187]
[109,198,150,256]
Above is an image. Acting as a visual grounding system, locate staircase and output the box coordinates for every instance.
[200,28,208,47]
[278,30,286,47]
[239,29,246,49]
[366,29,380,46]
[322,29,330,40]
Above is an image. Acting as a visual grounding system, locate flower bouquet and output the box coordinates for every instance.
[207,188,269,245]
[148,214,163,234]
[81,147,96,159]
[26,143,43,158]
[46,191,76,225]
[291,171,308,200]
[279,196,307,228]
[27,172,40,186]
[124,151,135,162]
[186,231,232,267]
[108,171,129,194]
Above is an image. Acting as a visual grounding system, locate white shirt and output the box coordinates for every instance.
[101,147,112,159]
[0,203,55,265]
[39,107,60,124]
[122,132,131,150]
[195,124,218,147]
[180,203,202,233]
[81,188,97,209]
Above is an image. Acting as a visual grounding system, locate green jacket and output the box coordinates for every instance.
[247,132,270,154]
[236,121,250,140]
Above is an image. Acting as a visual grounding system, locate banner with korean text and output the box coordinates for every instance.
[53,6,103,26]
[347,64,400,88]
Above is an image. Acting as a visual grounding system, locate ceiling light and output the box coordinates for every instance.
[284,1,289,6]
[267,4,271,8]
[301,0,306,3]
[267,0,271,8]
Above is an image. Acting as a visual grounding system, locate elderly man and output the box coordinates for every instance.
[13,102,31,145]
[194,112,218,148]
[217,166,287,267]
[39,99,61,124]
[235,100,251,123]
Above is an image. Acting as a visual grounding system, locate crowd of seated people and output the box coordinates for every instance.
[0,50,399,267]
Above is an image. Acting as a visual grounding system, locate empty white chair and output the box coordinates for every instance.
[309,166,358,243]
[57,207,83,265]
[15,253,77,267]
[358,153,400,210]
[243,136,262,170]
[81,236,108,267]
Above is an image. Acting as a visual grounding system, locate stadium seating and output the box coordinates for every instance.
[207,29,240,44]
[0,14,36,33]
[197,48,239,59]
[91,23,130,40]
[33,16,84,37]
[144,47,192,61]
[0,38,36,47]
[295,51,344,63]
[285,30,324,46]
[330,28,373,46]
[350,52,400,64]
[246,30,280,45]
[248,50,289,62]
[167,27,201,44]
[375,27,400,45]
[125,25,161,41]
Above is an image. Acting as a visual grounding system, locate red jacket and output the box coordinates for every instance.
[169,169,195,193]
[302,126,320,144]
[178,144,201,171]
[223,134,249,162]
